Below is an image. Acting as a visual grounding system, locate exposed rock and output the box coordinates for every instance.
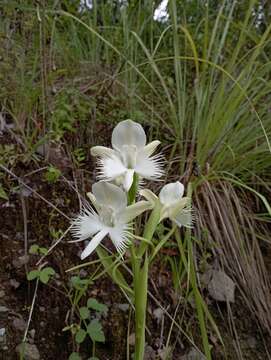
[128,333,135,346]
[16,343,40,360]
[13,318,27,332]
[12,255,30,268]
[208,270,235,303]
[153,307,164,324]
[0,306,8,313]
[116,303,129,312]
[144,345,156,360]
[10,279,20,289]
[0,328,6,347]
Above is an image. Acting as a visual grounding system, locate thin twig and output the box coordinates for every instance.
[23,279,39,343]
[0,164,70,220]
[36,225,73,266]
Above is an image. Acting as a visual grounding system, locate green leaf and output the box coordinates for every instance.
[0,184,8,200]
[79,307,89,320]
[39,247,48,255]
[27,270,40,281]
[29,245,39,254]
[39,267,55,284]
[75,328,86,344]
[87,298,108,313]
[71,276,90,290]
[87,319,105,343]
[69,352,82,360]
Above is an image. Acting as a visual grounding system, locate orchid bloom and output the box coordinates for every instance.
[91,120,164,191]
[140,181,193,228]
[71,181,152,259]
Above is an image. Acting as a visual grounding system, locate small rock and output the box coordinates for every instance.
[144,345,156,360]
[158,345,172,360]
[29,329,35,339]
[128,333,135,346]
[0,290,5,298]
[16,343,40,360]
[153,307,164,324]
[39,306,45,312]
[13,318,27,332]
[12,255,30,268]
[10,279,20,289]
[116,303,129,312]
[0,328,6,347]
[208,270,235,303]
[180,348,206,360]
[0,306,9,313]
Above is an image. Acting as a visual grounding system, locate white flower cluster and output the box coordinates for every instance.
[71,120,192,259]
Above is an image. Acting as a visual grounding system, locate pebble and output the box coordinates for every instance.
[0,290,5,298]
[10,279,20,289]
[13,318,27,332]
[0,306,8,313]
[116,303,129,312]
[12,255,30,269]
[0,328,6,347]
[16,343,40,360]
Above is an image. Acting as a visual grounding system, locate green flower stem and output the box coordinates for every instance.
[134,252,148,360]
[133,206,160,359]
[127,175,162,359]
[138,204,161,258]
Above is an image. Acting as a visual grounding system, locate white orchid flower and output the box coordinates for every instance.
[71,181,152,259]
[140,181,193,228]
[91,120,164,191]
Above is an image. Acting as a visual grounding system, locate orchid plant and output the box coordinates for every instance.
[71,120,192,360]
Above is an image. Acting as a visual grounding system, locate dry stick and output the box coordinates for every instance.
[36,225,72,266]
[0,164,70,221]
[23,279,39,343]
[20,190,28,255]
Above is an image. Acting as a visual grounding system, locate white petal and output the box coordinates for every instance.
[91,146,116,158]
[97,154,127,180]
[160,197,190,221]
[112,120,146,150]
[123,169,135,191]
[135,152,164,180]
[143,140,161,157]
[92,181,127,213]
[159,182,184,206]
[71,208,102,241]
[119,201,152,223]
[108,224,131,254]
[172,208,193,228]
[81,229,108,259]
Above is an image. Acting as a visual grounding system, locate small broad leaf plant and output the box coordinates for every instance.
[71,120,192,360]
